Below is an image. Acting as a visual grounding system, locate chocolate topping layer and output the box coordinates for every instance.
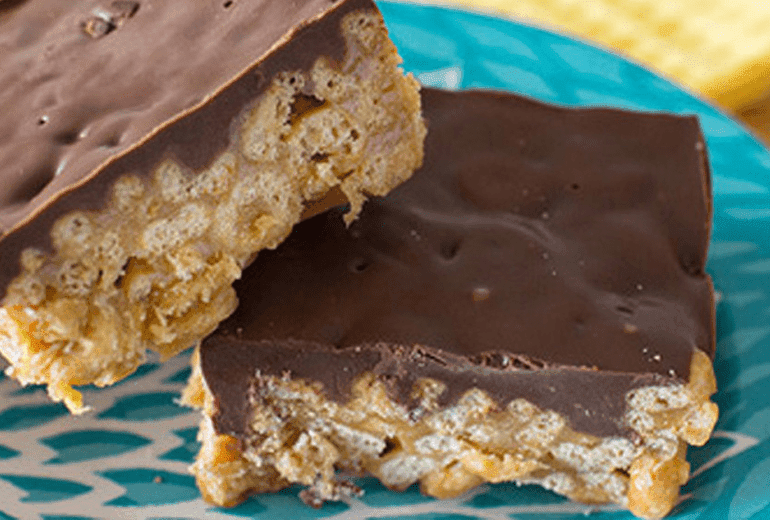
[0,0,373,297]
[200,88,714,439]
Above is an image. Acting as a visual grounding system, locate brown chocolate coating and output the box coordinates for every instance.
[200,88,714,439]
[0,0,374,298]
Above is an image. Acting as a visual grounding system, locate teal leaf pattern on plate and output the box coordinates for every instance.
[97,393,188,422]
[0,445,19,460]
[0,475,91,503]
[209,485,350,518]
[40,430,152,464]
[1,1,769,518]
[105,363,160,387]
[464,482,568,509]
[98,469,197,506]
[0,404,68,431]
[41,516,98,520]
[158,428,199,464]
[357,479,436,508]
[163,367,192,384]
[366,515,483,520]
[11,384,47,397]
[727,455,770,520]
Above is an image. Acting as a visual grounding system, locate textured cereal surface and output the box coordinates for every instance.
[0,11,425,413]
[189,350,717,519]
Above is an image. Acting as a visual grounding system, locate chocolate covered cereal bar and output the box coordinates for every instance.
[185,88,717,519]
[0,0,426,412]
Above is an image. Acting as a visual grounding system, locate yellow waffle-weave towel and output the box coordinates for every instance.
[420,0,770,111]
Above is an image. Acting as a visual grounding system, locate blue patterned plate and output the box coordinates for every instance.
[2,2,770,519]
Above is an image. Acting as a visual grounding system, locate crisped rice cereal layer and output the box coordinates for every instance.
[184,344,717,520]
[0,0,425,413]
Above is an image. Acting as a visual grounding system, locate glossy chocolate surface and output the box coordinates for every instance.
[0,0,373,297]
[200,88,714,439]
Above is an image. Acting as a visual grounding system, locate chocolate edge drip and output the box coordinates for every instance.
[696,122,718,361]
[201,338,667,439]
[0,0,375,299]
